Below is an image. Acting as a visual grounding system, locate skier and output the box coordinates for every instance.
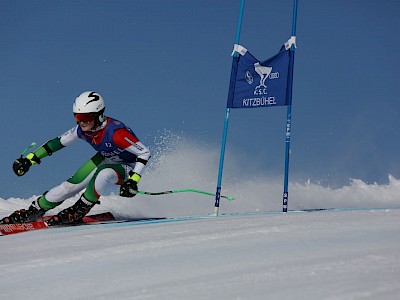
[0,91,151,226]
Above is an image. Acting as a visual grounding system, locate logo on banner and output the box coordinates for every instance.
[245,71,253,84]
[254,63,272,91]
[249,62,280,96]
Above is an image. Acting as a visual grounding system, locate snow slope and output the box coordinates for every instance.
[1,209,399,300]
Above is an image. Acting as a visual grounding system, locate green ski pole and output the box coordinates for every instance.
[137,189,235,201]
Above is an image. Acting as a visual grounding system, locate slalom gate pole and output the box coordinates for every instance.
[282,0,299,212]
[138,189,235,201]
[21,142,37,156]
[214,0,245,216]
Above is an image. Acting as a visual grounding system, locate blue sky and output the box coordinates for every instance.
[0,0,399,199]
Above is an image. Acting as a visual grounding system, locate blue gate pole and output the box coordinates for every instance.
[283,0,299,212]
[214,0,245,216]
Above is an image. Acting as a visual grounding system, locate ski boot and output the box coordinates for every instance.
[0,199,45,224]
[46,196,96,226]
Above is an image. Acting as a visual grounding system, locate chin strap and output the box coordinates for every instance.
[89,119,107,132]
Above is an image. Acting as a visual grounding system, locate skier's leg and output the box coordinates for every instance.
[37,152,104,210]
[47,164,126,226]
[83,164,126,202]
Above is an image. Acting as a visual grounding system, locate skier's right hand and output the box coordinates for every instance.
[119,179,138,198]
[13,153,41,176]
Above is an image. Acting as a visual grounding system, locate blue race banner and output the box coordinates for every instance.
[227,44,291,109]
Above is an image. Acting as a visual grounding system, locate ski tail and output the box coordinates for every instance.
[0,212,115,235]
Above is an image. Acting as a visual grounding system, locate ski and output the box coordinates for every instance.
[0,212,115,235]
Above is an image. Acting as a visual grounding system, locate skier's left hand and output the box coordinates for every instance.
[120,179,138,198]
[12,153,40,176]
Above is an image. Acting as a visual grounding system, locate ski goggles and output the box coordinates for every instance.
[74,113,95,124]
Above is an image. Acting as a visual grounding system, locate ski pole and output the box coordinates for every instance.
[137,189,235,201]
[21,142,37,156]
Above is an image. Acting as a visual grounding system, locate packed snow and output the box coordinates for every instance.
[1,138,400,299]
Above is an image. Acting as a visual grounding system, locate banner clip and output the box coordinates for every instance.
[284,36,297,50]
[231,44,248,56]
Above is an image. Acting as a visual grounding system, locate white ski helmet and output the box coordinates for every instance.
[73,91,106,123]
